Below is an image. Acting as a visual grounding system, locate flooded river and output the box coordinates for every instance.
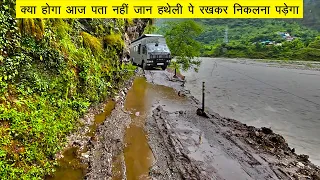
[183,58,320,166]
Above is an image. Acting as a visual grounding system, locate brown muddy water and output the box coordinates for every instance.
[46,100,115,180]
[86,101,116,137]
[117,76,187,180]
[45,147,86,180]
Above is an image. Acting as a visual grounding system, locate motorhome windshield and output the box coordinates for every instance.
[147,43,170,53]
[144,37,166,44]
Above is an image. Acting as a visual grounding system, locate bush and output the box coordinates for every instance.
[80,32,103,55]
[103,33,124,50]
[0,5,136,179]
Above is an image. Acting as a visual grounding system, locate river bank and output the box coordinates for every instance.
[143,70,320,179]
[183,58,320,166]
[212,57,320,71]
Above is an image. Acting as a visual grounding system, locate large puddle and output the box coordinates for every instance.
[48,76,185,180]
[45,147,86,180]
[46,100,115,180]
[119,76,187,180]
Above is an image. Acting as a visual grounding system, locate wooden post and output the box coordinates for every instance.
[202,82,205,112]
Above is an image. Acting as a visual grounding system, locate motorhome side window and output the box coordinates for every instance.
[142,45,146,54]
[138,44,141,54]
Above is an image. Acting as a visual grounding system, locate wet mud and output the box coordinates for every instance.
[121,75,189,180]
[122,77,154,180]
[46,147,87,180]
[49,67,320,180]
[46,100,116,180]
[144,70,320,180]
[84,78,135,180]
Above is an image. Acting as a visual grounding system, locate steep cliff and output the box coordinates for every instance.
[0,1,151,178]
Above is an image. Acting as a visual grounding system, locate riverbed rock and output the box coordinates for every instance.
[261,127,273,134]
[298,154,310,162]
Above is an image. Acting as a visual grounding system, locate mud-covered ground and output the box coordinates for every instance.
[54,68,320,180]
[144,70,320,180]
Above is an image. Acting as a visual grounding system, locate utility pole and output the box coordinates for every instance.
[197,81,208,118]
[202,82,205,112]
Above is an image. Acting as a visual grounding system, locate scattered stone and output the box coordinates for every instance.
[81,152,90,159]
[261,127,273,134]
[196,108,209,118]
[297,162,305,167]
[114,96,120,101]
[298,154,309,162]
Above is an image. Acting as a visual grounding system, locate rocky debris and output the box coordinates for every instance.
[177,89,190,97]
[196,108,209,118]
[147,103,320,180]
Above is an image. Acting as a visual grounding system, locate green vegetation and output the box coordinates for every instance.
[156,10,320,61]
[193,19,320,61]
[0,2,147,179]
[189,0,320,61]
[159,20,203,75]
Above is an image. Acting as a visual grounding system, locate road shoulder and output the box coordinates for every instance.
[144,70,320,180]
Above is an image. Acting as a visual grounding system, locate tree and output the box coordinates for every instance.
[143,21,157,34]
[162,20,203,76]
[308,36,320,49]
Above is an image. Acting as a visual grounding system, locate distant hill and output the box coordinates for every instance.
[193,19,319,45]
[296,0,320,31]
[154,1,320,61]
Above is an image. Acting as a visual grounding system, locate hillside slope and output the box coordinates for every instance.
[0,2,151,179]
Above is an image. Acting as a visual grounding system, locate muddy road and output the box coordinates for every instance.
[183,58,320,166]
[143,70,319,180]
[48,64,320,180]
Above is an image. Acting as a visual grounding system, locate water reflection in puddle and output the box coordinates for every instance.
[120,76,187,180]
[45,147,86,180]
[47,100,115,180]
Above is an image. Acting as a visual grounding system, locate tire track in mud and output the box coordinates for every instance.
[144,70,320,180]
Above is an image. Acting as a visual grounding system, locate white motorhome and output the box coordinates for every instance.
[129,34,172,70]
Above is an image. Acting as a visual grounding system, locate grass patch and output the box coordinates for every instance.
[80,32,103,55]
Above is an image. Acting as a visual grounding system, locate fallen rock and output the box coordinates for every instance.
[297,162,305,167]
[298,154,309,162]
[81,152,90,159]
[261,127,273,134]
[196,108,209,118]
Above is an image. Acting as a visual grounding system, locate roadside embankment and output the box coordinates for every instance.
[144,70,320,180]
